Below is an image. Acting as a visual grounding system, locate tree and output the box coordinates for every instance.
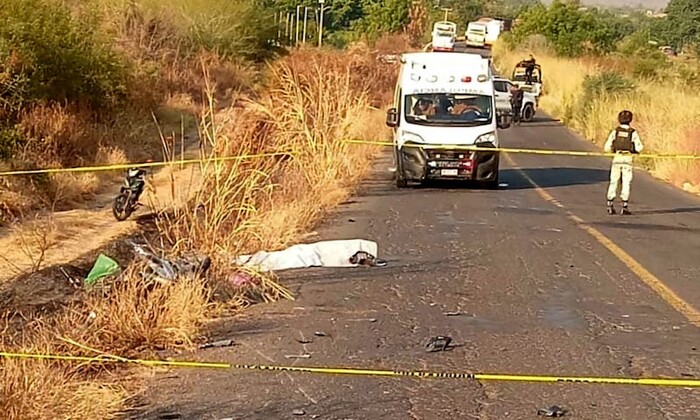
[661,0,700,52]
[513,0,634,56]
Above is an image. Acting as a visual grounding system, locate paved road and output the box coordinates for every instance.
[132,48,700,420]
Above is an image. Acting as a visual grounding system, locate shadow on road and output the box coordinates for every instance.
[502,167,609,190]
[352,164,610,197]
[633,206,700,215]
[521,116,564,128]
[590,221,700,233]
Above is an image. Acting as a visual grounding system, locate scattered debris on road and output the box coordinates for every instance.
[425,335,453,352]
[314,331,327,337]
[537,405,568,417]
[444,311,462,316]
[285,354,311,359]
[233,239,385,272]
[292,409,306,416]
[348,318,378,322]
[199,339,234,349]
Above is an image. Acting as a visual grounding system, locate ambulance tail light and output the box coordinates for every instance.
[461,76,472,82]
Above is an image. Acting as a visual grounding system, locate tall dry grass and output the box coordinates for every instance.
[1,44,397,418]
[493,41,700,192]
[159,47,391,257]
[0,0,265,224]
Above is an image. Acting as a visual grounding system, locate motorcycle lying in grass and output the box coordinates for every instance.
[112,167,147,221]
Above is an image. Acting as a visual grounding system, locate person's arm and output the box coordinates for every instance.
[603,130,616,153]
[632,130,644,153]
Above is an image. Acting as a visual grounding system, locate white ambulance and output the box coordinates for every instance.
[385,52,511,188]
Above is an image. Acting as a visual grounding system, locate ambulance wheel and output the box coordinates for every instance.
[522,104,535,122]
[396,177,408,188]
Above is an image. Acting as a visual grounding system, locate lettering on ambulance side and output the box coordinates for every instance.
[408,87,489,95]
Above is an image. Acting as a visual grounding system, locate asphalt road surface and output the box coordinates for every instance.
[132,47,700,419]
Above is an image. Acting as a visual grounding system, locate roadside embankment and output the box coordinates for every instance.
[0,26,403,420]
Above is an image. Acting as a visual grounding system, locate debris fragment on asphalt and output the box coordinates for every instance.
[537,405,567,417]
[444,311,461,316]
[425,336,452,352]
[199,339,234,349]
[296,338,313,344]
[314,331,327,337]
[348,318,377,322]
[284,354,311,359]
[292,409,306,416]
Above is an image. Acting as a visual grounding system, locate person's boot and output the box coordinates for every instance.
[606,200,616,215]
[621,201,631,215]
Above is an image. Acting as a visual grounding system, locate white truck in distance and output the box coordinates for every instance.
[481,18,503,47]
[431,21,457,52]
[385,52,511,188]
[465,21,487,48]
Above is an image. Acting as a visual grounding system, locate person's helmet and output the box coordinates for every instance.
[618,110,633,124]
[127,167,141,178]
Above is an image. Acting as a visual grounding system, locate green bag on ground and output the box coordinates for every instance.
[85,254,120,286]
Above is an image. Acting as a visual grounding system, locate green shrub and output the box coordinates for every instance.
[0,0,128,114]
[580,71,635,110]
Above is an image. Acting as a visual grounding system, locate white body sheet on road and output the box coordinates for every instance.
[234,239,379,272]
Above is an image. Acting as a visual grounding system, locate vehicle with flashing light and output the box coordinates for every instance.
[385,52,511,188]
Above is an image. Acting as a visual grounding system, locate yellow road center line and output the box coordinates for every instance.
[504,154,700,327]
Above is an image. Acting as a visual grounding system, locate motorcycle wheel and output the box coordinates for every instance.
[112,192,132,221]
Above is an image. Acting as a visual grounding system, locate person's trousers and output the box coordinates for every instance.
[607,161,633,202]
[511,103,521,123]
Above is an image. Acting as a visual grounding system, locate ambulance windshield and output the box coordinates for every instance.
[405,93,492,127]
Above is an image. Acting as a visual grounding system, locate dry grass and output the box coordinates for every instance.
[158,47,393,258]
[1,43,396,418]
[493,41,700,192]
[1,265,208,419]
[0,1,261,225]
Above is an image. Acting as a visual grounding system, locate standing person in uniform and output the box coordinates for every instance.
[604,110,644,215]
[524,54,536,84]
[510,85,524,125]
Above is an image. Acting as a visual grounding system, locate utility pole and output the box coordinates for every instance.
[285,12,290,41]
[303,7,309,44]
[295,5,301,45]
[318,0,326,47]
[441,7,452,22]
[276,11,282,41]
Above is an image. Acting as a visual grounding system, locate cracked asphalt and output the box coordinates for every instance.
[131,113,700,419]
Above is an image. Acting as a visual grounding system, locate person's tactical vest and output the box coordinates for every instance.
[611,126,636,153]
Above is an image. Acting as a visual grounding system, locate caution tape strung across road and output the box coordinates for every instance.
[0,151,294,177]
[344,139,700,160]
[2,140,699,177]
[1,351,698,388]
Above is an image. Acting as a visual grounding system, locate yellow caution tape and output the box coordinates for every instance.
[0,151,294,177]
[344,139,700,160]
[1,351,698,387]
